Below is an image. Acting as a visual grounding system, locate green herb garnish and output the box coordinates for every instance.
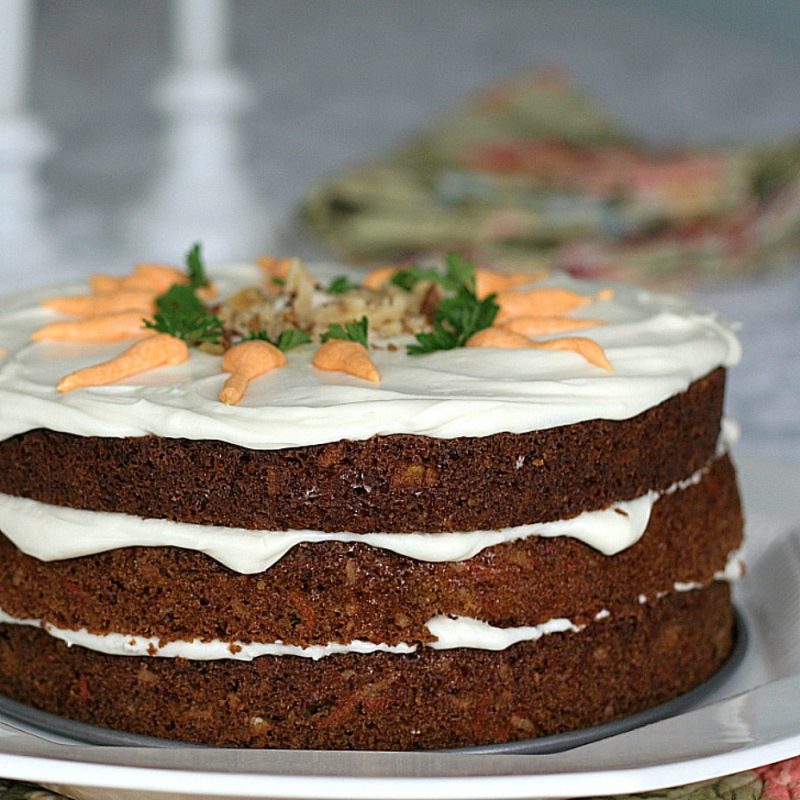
[271,276,285,288]
[144,284,223,346]
[404,254,499,355]
[391,253,476,294]
[185,242,210,290]
[241,328,312,352]
[407,289,499,354]
[321,316,369,348]
[327,276,361,294]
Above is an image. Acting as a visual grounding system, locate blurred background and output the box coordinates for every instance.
[2,0,799,460]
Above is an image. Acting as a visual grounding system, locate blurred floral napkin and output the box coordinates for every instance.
[304,70,800,286]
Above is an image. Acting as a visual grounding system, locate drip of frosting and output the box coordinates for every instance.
[0,461,722,572]
[714,548,745,582]
[718,416,740,454]
[0,264,740,449]
[425,615,582,650]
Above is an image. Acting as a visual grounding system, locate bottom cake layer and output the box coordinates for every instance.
[0,584,733,750]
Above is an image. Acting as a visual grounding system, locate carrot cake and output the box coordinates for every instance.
[0,251,743,749]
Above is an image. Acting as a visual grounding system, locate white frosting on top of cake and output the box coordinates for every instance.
[0,262,740,449]
[0,460,720,572]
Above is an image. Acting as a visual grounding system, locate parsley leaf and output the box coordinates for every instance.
[271,276,285,288]
[241,328,312,352]
[407,289,499,355]
[390,265,439,292]
[144,284,223,346]
[276,328,313,351]
[321,316,369,348]
[405,255,499,355]
[327,276,361,294]
[441,252,477,293]
[186,242,209,290]
[391,252,476,294]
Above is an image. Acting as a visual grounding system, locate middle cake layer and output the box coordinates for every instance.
[0,454,741,647]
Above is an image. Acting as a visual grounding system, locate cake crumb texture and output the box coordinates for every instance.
[0,585,733,750]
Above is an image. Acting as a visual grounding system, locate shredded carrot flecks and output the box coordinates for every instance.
[57,333,189,393]
[500,315,601,337]
[219,340,287,405]
[474,268,546,299]
[43,290,157,318]
[531,337,613,371]
[495,287,593,321]
[466,328,534,349]
[312,339,380,382]
[32,311,152,343]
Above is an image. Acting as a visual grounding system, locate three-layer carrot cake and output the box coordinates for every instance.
[0,252,743,749]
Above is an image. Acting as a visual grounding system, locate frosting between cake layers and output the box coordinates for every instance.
[0,550,741,661]
[0,610,585,661]
[0,461,716,571]
[0,263,740,449]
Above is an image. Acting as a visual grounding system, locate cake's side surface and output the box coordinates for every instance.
[0,260,743,749]
[0,454,741,646]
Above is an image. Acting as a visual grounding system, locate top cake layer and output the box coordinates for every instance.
[0,263,739,449]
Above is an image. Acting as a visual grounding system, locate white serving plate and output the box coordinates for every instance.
[0,452,798,800]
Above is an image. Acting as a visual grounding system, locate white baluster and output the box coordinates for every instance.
[125,0,272,264]
[0,0,58,284]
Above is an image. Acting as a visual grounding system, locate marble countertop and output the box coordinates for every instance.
[4,0,799,461]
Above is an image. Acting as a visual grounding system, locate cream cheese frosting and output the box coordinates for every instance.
[0,609,583,661]
[0,460,718,571]
[0,263,740,449]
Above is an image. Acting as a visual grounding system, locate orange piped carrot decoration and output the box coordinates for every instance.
[32,311,151,343]
[466,328,534,349]
[89,264,186,295]
[88,275,124,293]
[362,266,398,290]
[467,328,612,371]
[312,340,380,382]
[57,333,189,393]
[43,290,157,317]
[500,315,601,337]
[531,337,613,372]
[219,340,287,405]
[90,264,216,299]
[257,255,295,277]
[495,287,593,321]
[128,264,187,292]
[474,268,546,299]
